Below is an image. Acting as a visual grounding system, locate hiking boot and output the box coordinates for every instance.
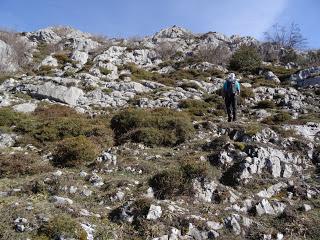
[228,117,232,122]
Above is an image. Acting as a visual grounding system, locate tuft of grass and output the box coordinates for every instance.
[256,100,276,109]
[240,86,255,99]
[52,135,99,167]
[149,158,210,200]
[149,169,185,199]
[262,111,292,125]
[99,67,112,75]
[179,99,211,116]
[53,52,73,66]
[0,152,53,178]
[38,214,87,239]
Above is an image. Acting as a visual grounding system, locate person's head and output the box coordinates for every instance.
[227,73,236,80]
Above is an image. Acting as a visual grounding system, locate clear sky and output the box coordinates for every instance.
[0,0,319,48]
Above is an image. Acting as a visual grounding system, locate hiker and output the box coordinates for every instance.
[223,73,240,122]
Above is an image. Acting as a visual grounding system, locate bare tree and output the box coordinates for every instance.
[196,43,231,65]
[155,42,179,60]
[264,22,307,49]
[0,28,30,69]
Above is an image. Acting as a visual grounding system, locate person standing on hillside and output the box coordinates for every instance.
[223,73,241,122]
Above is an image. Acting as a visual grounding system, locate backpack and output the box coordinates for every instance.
[226,80,237,96]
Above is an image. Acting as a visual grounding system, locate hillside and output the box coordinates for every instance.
[0,25,319,240]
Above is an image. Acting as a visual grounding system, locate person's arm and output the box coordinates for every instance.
[222,82,227,98]
[236,81,241,95]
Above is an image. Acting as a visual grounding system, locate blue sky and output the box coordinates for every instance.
[0,0,319,48]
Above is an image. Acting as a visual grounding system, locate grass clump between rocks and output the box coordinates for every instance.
[111,108,195,146]
[256,100,276,109]
[262,111,292,125]
[179,99,211,116]
[52,135,99,167]
[149,158,209,199]
[38,214,87,239]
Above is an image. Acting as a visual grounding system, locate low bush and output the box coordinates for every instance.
[0,106,113,148]
[37,65,54,76]
[179,99,211,116]
[0,152,53,178]
[180,159,209,180]
[149,158,209,199]
[111,108,194,146]
[52,135,99,167]
[38,215,87,239]
[262,111,292,125]
[149,169,185,199]
[256,100,276,109]
[99,67,112,75]
[53,52,73,65]
[229,45,262,73]
[240,86,255,99]
[179,81,201,90]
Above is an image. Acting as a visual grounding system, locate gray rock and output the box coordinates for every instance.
[40,55,58,67]
[206,221,223,230]
[13,102,37,113]
[71,50,88,65]
[27,28,62,43]
[193,179,217,203]
[0,40,19,72]
[14,217,28,232]
[224,214,241,235]
[303,204,312,212]
[0,132,16,149]
[25,82,84,106]
[257,182,287,198]
[265,71,280,83]
[146,205,162,220]
[255,199,286,216]
[50,196,73,206]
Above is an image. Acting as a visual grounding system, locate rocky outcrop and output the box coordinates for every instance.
[0,40,19,72]
[23,82,84,106]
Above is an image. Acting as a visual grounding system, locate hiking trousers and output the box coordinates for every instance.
[225,95,237,121]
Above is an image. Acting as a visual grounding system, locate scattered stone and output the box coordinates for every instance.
[13,102,37,113]
[50,196,73,206]
[146,205,162,220]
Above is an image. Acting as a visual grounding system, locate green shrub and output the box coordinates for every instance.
[234,142,246,151]
[180,159,208,180]
[0,74,12,84]
[53,52,72,65]
[52,135,99,167]
[245,124,262,136]
[111,108,194,146]
[240,86,255,99]
[180,82,201,90]
[253,77,278,88]
[37,65,54,76]
[0,106,113,148]
[149,159,209,199]
[99,67,112,75]
[149,169,184,199]
[38,215,87,239]
[229,45,262,73]
[263,111,292,125]
[0,152,53,178]
[179,99,211,116]
[256,100,276,109]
